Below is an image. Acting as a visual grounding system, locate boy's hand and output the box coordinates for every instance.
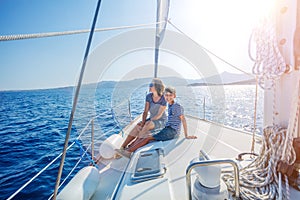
[185,135,197,139]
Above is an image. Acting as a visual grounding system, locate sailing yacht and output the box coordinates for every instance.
[4,0,300,199]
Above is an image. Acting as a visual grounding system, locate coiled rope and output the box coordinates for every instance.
[249,15,286,89]
[223,2,300,198]
[223,126,296,199]
[223,79,300,200]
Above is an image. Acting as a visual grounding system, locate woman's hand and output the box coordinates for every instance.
[137,121,145,127]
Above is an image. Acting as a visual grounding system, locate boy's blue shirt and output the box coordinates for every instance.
[166,101,184,133]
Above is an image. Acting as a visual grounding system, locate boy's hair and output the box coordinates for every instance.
[165,86,176,94]
[152,78,165,96]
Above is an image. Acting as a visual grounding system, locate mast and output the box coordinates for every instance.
[154,28,159,78]
[296,0,300,137]
[154,0,170,78]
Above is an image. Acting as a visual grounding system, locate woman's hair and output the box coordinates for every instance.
[152,78,165,96]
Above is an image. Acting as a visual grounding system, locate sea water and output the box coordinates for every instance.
[0,84,263,199]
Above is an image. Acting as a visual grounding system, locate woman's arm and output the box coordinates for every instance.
[179,115,197,139]
[139,102,150,126]
[150,105,166,121]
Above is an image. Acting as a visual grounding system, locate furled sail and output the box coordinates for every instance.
[154,0,170,78]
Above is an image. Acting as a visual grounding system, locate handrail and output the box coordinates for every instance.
[91,119,95,159]
[199,149,210,160]
[203,97,206,120]
[186,159,240,200]
[128,99,132,121]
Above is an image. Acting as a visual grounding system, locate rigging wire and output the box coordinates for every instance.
[47,145,88,200]
[167,20,255,78]
[250,76,259,154]
[167,19,261,161]
[7,89,130,197]
[52,0,103,199]
[6,141,76,200]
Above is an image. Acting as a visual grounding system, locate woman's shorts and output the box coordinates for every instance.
[152,126,178,141]
[146,118,166,133]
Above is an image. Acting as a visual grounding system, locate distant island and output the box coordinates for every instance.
[187,71,255,86]
[188,79,256,86]
[1,71,256,92]
[99,71,256,87]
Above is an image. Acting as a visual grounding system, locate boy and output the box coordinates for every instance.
[116,86,197,158]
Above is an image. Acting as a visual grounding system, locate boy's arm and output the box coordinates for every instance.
[179,115,197,139]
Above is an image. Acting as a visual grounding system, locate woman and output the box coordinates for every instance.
[118,78,167,150]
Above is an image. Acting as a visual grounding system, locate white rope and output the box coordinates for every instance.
[0,21,165,41]
[223,125,295,199]
[223,80,300,199]
[279,173,283,200]
[285,175,290,200]
[249,15,286,89]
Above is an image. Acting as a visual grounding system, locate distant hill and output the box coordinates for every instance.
[188,71,255,86]
[98,76,189,88]
[4,72,256,92]
[94,72,255,88]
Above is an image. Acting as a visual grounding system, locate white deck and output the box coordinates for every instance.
[112,116,260,200]
[82,115,299,199]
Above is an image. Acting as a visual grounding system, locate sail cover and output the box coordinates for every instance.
[156,0,170,45]
[154,0,170,77]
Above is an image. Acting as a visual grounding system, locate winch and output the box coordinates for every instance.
[185,150,239,200]
[191,157,229,200]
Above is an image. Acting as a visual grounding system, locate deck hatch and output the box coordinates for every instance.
[131,148,166,182]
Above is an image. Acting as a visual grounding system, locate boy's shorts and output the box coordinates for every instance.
[152,126,178,141]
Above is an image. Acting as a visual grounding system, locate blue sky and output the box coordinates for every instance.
[0,0,264,91]
[0,0,158,90]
